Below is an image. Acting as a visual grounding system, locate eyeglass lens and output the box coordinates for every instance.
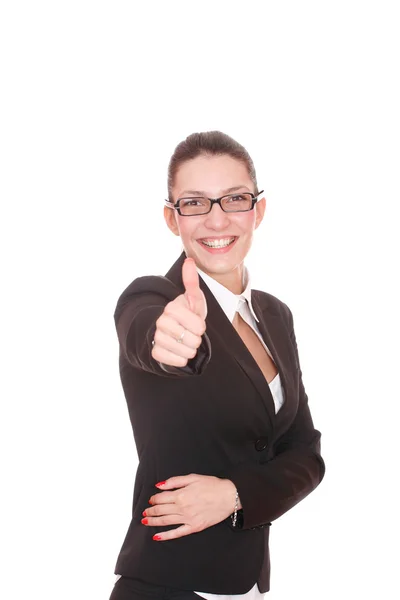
[179,193,253,215]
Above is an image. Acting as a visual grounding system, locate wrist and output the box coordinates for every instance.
[222,478,242,511]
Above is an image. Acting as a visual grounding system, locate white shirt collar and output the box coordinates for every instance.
[196,265,260,324]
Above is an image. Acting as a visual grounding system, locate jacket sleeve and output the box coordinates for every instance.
[114,275,211,378]
[222,307,325,531]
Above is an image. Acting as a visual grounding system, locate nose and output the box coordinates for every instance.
[204,202,231,229]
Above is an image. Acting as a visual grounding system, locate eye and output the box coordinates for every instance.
[181,198,207,207]
[227,194,247,202]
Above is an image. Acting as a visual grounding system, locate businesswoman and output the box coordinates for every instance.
[109,131,325,600]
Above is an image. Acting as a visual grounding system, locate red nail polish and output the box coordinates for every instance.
[141,518,148,524]
[148,498,153,504]
[153,535,162,541]
[142,510,147,517]
[155,481,166,487]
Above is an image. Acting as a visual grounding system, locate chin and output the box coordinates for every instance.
[200,258,243,273]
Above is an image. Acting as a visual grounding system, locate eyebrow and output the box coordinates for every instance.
[178,185,251,197]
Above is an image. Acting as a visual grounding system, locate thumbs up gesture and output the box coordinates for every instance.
[151,258,208,368]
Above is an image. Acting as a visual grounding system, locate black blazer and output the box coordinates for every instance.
[112,250,325,594]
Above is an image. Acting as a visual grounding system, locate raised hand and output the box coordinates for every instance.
[151,258,208,367]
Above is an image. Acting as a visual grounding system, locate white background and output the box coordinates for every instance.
[1,1,399,599]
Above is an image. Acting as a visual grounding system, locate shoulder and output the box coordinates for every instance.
[114,275,179,324]
[251,288,294,326]
[117,274,179,301]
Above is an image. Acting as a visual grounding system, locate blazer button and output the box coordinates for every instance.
[255,437,268,451]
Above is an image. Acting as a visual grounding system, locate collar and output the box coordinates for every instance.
[196,265,260,324]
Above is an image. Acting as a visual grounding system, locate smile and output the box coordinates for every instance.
[197,236,239,254]
[200,237,236,248]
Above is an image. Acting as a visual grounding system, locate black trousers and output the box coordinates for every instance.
[109,576,201,600]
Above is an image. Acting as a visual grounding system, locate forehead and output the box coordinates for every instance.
[173,154,253,197]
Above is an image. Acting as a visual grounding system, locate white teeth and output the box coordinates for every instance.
[201,237,235,248]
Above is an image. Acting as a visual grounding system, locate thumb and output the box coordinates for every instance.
[182,257,200,298]
[182,258,207,319]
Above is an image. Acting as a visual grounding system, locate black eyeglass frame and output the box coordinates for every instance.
[164,190,264,216]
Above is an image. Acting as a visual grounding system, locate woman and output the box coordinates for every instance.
[109,131,325,600]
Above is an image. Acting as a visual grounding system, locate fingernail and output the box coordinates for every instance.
[142,510,147,517]
[153,535,162,541]
[155,481,166,487]
[148,498,153,504]
[141,518,148,524]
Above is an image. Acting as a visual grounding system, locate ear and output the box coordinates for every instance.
[254,195,266,229]
[164,205,180,236]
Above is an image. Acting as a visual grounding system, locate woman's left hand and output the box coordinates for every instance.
[142,474,238,541]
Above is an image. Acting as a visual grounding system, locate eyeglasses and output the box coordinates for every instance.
[165,190,264,216]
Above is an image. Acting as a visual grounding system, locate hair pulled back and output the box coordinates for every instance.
[167,131,258,201]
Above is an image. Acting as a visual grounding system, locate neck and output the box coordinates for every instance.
[201,264,245,295]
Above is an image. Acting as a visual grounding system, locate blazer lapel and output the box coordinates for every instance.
[203,281,277,432]
[251,291,299,442]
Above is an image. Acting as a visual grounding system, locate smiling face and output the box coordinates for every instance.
[164,154,266,293]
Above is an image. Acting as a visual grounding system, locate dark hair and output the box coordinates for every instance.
[167,130,258,201]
